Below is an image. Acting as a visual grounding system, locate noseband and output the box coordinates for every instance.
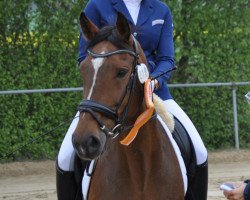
[78,36,139,138]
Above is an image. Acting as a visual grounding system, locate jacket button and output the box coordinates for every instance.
[133,32,137,37]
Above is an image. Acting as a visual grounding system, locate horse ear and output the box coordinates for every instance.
[79,12,99,41]
[116,12,131,43]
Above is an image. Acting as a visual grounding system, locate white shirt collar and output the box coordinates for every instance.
[122,0,142,24]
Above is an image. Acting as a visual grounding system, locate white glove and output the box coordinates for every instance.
[150,80,155,92]
[150,79,159,92]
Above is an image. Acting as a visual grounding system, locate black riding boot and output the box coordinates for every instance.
[56,160,81,200]
[186,160,208,200]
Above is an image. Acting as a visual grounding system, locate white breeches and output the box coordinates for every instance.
[58,99,208,171]
[164,99,208,165]
[57,112,80,171]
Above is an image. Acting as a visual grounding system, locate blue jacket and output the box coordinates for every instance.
[78,0,175,100]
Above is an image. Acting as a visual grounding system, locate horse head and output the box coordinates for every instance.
[72,12,149,161]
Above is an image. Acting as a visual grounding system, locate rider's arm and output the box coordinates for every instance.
[150,6,174,89]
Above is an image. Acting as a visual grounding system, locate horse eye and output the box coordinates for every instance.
[116,69,128,78]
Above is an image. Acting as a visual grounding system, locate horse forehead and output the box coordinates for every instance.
[91,56,105,70]
[90,43,109,68]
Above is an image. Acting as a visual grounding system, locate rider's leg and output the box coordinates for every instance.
[56,160,78,200]
[187,159,208,200]
[164,99,208,200]
[56,112,80,200]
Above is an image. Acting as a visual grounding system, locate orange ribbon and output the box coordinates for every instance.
[120,79,154,146]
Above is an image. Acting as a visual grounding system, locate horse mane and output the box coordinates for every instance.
[86,26,133,51]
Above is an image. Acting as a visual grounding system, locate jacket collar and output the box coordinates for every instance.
[111,0,134,24]
[136,0,153,26]
[111,0,154,26]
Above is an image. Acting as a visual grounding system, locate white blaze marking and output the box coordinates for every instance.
[87,52,105,100]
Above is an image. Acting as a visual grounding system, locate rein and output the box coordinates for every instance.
[78,36,139,139]
[0,116,78,160]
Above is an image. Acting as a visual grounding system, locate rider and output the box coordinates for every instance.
[56,0,208,199]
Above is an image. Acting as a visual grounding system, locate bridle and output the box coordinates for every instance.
[78,36,140,138]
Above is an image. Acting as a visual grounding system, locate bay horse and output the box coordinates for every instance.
[72,12,185,200]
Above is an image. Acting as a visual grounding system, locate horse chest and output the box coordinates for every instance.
[87,163,184,200]
[87,129,184,200]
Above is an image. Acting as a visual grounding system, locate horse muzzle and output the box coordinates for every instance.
[72,132,106,160]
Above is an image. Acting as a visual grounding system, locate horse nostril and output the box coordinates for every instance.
[72,134,102,159]
[85,136,101,155]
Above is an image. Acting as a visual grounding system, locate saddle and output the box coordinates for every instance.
[153,94,196,170]
[154,94,197,200]
[172,117,197,192]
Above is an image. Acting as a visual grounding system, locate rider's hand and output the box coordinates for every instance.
[150,79,159,92]
[223,182,246,200]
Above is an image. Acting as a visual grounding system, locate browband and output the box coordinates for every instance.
[87,35,139,59]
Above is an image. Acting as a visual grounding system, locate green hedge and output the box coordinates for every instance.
[167,0,250,149]
[0,0,86,161]
[0,0,249,161]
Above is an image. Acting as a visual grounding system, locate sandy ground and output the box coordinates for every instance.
[0,149,250,200]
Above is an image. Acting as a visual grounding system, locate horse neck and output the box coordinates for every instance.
[102,88,176,177]
[108,119,171,175]
[116,94,169,164]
